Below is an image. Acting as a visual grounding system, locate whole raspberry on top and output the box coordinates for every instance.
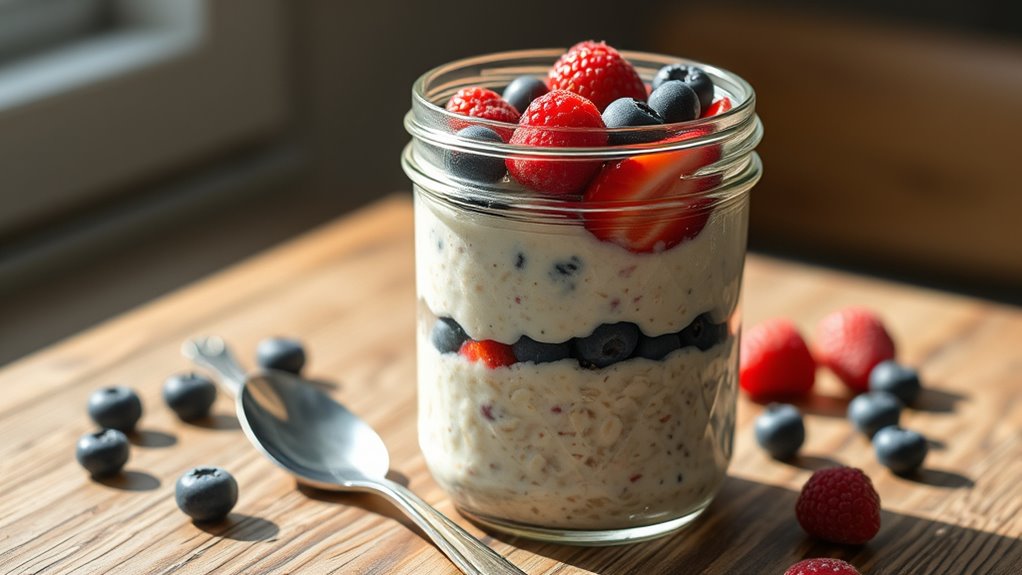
[739,318,816,400]
[796,467,881,545]
[547,40,646,112]
[783,558,861,575]
[814,307,895,393]
[506,90,607,195]
[445,87,520,139]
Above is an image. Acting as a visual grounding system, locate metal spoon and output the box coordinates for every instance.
[182,336,525,575]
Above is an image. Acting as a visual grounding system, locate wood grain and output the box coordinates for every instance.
[1,196,1019,574]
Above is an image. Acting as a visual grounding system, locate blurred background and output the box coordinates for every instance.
[1,0,1019,364]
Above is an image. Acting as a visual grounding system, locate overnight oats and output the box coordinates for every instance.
[402,42,762,544]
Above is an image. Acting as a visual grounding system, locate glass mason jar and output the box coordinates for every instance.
[402,49,762,545]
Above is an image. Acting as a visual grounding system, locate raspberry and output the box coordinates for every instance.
[506,90,607,195]
[739,318,816,400]
[784,558,861,575]
[547,41,646,112]
[814,307,895,393]
[459,339,516,369]
[445,87,520,139]
[796,467,881,545]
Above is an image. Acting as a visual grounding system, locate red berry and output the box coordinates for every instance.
[702,97,733,118]
[796,467,881,545]
[814,308,895,393]
[784,558,861,575]
[547,41,646,112]
[582,129,720,252]
[445,87,520,139]
[506,90,607,195]
[739,318,816,400]
[459,340,516,369]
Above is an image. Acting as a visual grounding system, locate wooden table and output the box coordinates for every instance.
[1,196,1019,574]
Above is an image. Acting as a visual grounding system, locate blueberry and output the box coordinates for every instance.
[163,373,218,421]
[445,126,506,183]
[602,97,664,144]
[431,317,468,354]
[256,337,306,374]
[76,429,129,477]
[652,64,714,112]
[848,391,903,437]
[502,75,548,114]
[87,386,142,432]
[512,336,571,364]
[869,360,922,406]
[873,425,929,475]
[648,80,700,123]
[574,322,640,368]
[175,466,238,522]
[680,313,726,351]
[633,332,681,360]
[754,403,805,459]
[549,256,583,292]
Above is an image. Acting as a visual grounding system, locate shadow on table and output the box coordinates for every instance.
[195,513,280,542]
[97,470,160,491]
[485,476,1019,574]
[913,387,966,413]
[296,481,429,544]
[191,413,242,430]
[128,429,177,448]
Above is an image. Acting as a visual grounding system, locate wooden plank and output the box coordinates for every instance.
[0,197,1019,574]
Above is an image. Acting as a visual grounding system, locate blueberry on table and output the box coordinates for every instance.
[431,317,469,354]
[651,64,714,112]
[602,97,664,144]
[633,332,681,360]
[574,322,640,368]
[873,425,928,475]
[76,429,130,477]
[175,466,239,522]
[445,126,507,183]
[848,391,902,437]
[648,80,701,123]
[502,75,548,114]
[869,360,922,405]
[163,372,218,421]
[256,337,306,374]
[87,386,142,432]
[512,336,572,364]
[754,403,805,460]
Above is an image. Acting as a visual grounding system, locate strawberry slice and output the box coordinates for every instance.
[701,97,733,118]
[582,130,721,253]
[459,339,517,368]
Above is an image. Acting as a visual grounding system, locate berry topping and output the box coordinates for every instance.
[445,86,521,126]
[87,386,143,432]
[796,466,881,545]
[502,75,549,114]
[680,313,727,350]
[574,322,640,368]
[648,80,700,123]
[175,466,239,522]
[445,126,507,183]
[582,129,720,252]
[602,97,664,145]
[633,332,681,360]
[848,391,902,437]
[702,97,733,118]
[754,403,805,460]
[868,360,922,405]
[814,307,896,393]
[256,337,306,375]
[547,41,646,112]
[739,318,816,401]
[873,425,929,475]
[512,336,572,364]
[76,429,130,478]
[784,558,862,575]
[506,90,608,195]
[459,339,517,369]
[163,372,218,421]
[432,317,469,354]
[651,64,714,112]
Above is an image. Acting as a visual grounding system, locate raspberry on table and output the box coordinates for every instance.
[796,466,881,545]
[783,558,862,575]
[739,318,816,400]
[547,40,646,111]
[814,307,896,393]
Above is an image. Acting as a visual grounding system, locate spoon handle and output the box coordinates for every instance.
[373,479,527,575]
[181,336,246,396]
